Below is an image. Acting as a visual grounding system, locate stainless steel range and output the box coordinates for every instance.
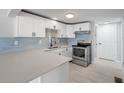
[72,40,91,67]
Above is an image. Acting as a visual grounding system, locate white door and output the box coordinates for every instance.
[97,23,117,61]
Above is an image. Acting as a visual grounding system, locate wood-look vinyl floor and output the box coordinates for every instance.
[67,59,124,83]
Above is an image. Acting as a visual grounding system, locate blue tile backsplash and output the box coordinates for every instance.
[0,37,68,53]
[0,33,91,53]
[0,37,46,53]
[68,33,91,46]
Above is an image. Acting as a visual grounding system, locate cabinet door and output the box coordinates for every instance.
[45,19,56,29]
[18,12,45,37]
[61,24,67,38]
[80,23,90,31]
[42,62,69,83]
[33,18,45,37]
[57,23,66,38]
[61,47,72,58]
[45,19,67,38]
[67,47,72,58]
[66,25,75,38]
[74,24,80,31]
[18,14,34,37]
[48,49,63,55]
[74,23,90,31]
[61,48,68,57]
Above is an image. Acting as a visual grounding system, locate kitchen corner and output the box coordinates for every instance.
[0,9,92,83]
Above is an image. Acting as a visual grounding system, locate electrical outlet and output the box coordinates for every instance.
[14,40,19,46]
[39,39,42,44]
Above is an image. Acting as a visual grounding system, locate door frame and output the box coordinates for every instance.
[94,21,123,64]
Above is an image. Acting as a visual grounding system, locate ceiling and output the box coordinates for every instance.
[24,9,124,23]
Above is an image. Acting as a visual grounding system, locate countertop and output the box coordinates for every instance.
[0,49,72,83]
[43,46,72,52]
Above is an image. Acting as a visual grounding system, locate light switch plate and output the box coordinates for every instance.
[39,39,42,44]
[14,40,19,46]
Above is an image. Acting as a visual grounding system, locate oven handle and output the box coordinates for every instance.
[72,47,87,50]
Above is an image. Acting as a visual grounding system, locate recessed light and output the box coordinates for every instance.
[65,13,75,19]
[53,18,58,20]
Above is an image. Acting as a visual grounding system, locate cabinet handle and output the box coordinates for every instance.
[79,27,82,31]
[53,26,56,29]
[61,34,63,37]
[59,53,61,55]
[66,48,68,51]
[32,32,36,37]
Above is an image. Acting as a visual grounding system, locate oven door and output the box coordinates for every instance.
[72,47,87,61]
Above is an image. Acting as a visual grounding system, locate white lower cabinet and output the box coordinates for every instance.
[42,62,69,83]
[29,62,69,83]
[47,47,72,58]
[61,47,72,58]
[48,49,63,55]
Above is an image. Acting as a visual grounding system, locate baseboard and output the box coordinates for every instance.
[99,57,115,62]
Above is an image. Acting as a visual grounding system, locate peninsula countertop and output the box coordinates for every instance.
[0,49,72,83]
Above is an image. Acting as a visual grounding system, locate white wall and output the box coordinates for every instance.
[0,9,16,37]
[91,21,96,63]
[122,17,124,64]
[116,22,122,62]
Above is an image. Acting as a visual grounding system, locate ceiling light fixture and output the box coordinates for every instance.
[65,13,75,19]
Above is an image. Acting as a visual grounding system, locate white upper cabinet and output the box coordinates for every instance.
[45,19,59,29]
[45,19,66,38]
[66,25,75,38]
[45,19,54,29]
[17,12,45,37]
[17,12,66,38]
[57,22,66,38]
[16,12,91,38]
[34,17,46,37]
[74,22,90,31]
[17,13,34,37]
[0,10,92,38]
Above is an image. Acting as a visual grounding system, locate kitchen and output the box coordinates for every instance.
[0,9,124,83]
